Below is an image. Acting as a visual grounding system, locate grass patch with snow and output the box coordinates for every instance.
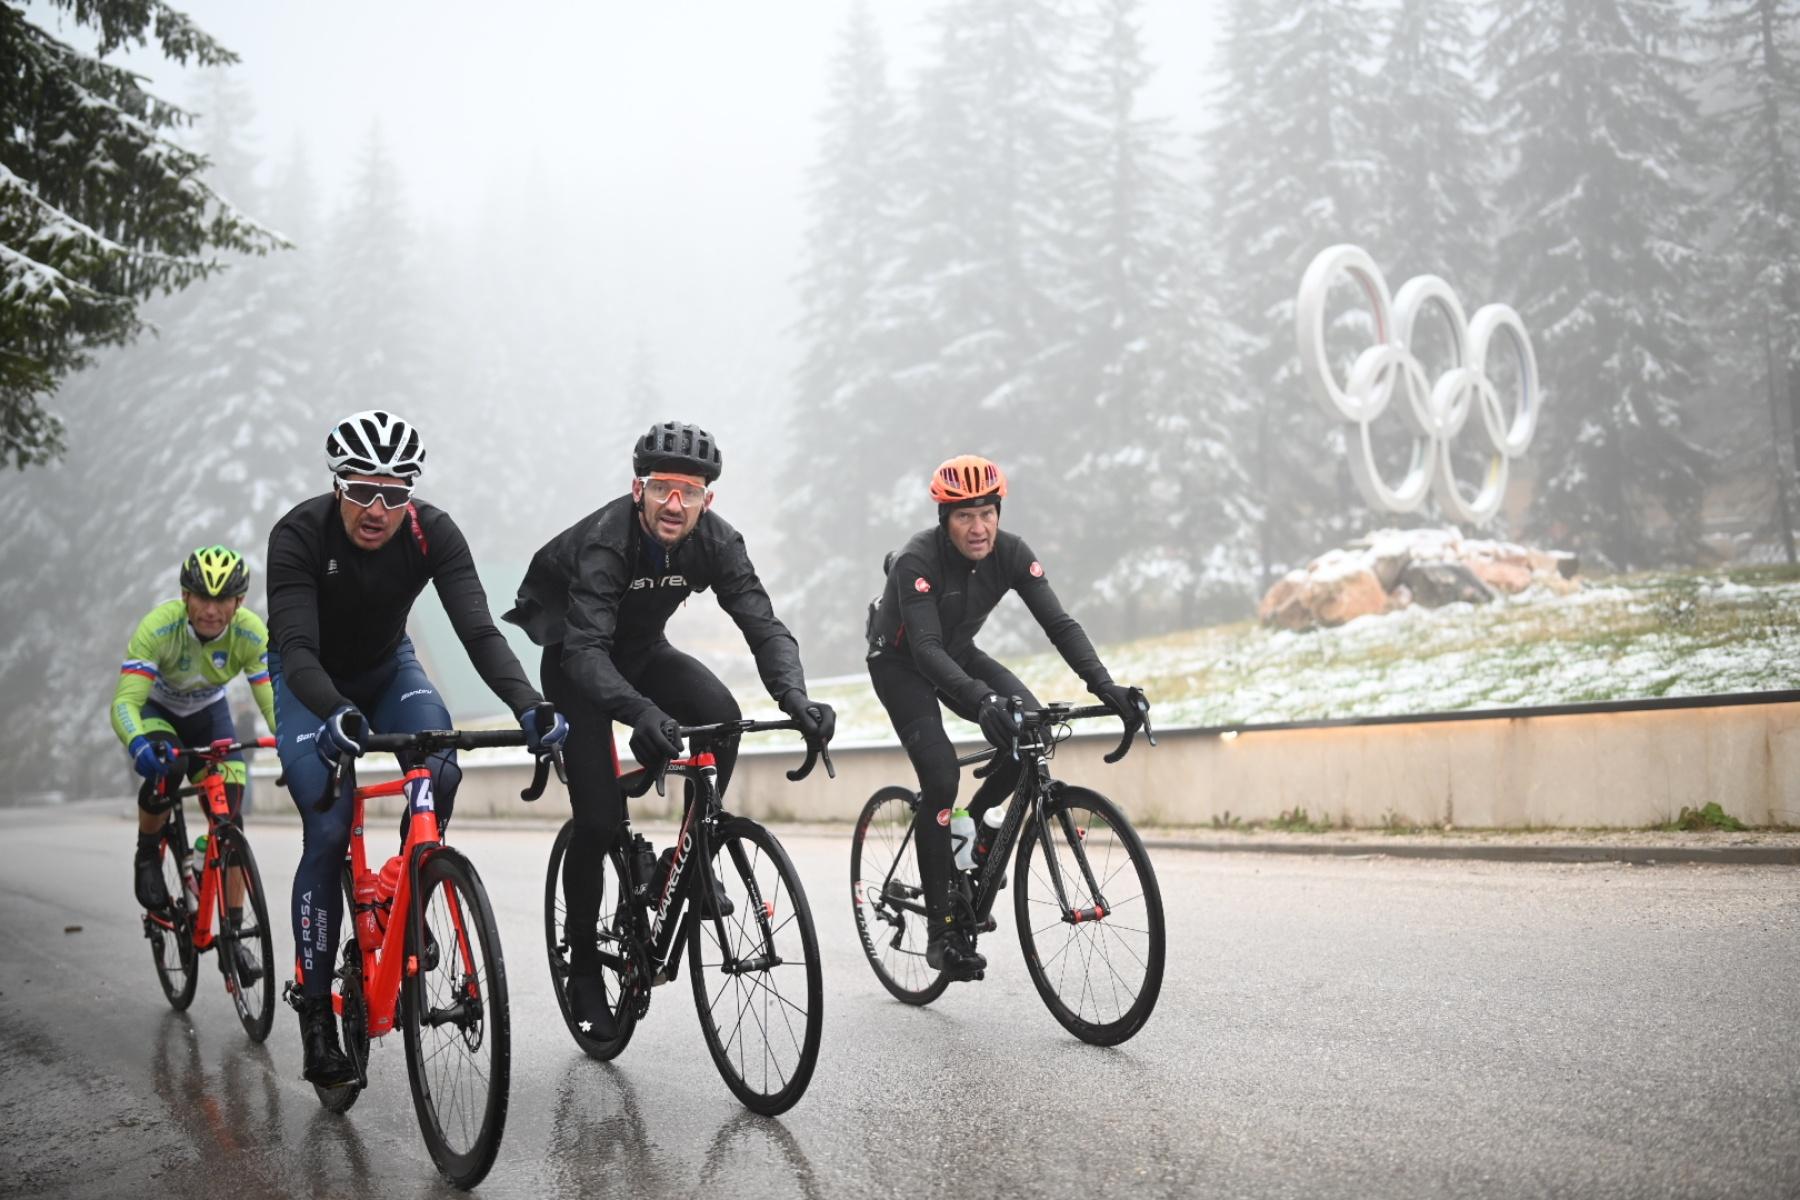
[806,565,1800,740]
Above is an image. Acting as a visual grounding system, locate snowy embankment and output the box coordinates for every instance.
[806,566,1800,742]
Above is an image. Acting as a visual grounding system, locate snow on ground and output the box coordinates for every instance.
[802,568,1800,740]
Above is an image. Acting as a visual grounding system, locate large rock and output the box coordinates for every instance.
[1257,563,1387,629]
[1398,560,1495,607]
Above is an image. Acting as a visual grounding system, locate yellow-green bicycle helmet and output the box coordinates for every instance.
[180,545,250,599]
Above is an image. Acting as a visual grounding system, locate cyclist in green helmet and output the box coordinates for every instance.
[111,546,279,985]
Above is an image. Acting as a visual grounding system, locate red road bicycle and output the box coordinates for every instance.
[299,709,561,1190]
[142,735,280,1043]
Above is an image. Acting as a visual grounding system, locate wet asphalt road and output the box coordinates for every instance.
[1,803,1797,1199]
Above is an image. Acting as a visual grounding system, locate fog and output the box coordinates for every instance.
[4,0,1794,802]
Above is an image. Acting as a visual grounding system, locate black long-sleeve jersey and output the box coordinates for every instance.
[266,494,542,720]
[505,496,806,724]
[866,525,1112,710]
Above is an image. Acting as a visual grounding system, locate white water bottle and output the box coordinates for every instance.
[975,805,1004,863]
[951,808,976,871]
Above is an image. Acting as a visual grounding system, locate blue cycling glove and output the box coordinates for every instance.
[129,736,174,780]
[521,706,569,755]
[315,704,367,766]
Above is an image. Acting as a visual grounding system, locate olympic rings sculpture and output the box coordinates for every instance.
[1296,244,1539,526]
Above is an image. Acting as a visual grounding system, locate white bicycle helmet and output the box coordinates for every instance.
[325,409,426,479]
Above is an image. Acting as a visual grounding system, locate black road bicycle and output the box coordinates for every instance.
[544,718,831,1116]
[850,696,1166,1045]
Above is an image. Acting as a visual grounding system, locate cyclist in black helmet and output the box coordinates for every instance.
[507,420,836,1038]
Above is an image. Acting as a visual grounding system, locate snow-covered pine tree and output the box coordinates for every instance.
[777,0,906,671]
[0,70,300,798]
[1054,0,1257,639]
[1367,0,1493,293]
[318,127,429,441]
[1487,0,1714,567]
[0,1,279,469]
[1703,0,1800,555]
[1205,0,1388,587]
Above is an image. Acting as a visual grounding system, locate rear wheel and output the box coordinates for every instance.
[1014,785,1165,1046]
[850,787,948,1005]
[689,819,823,1116]
[543,819,639,1060]
[148,825,198,1011]
[212,829,276,1042]
[403,850,510,1190]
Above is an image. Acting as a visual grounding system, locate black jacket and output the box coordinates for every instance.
[266,494,541,720]
[867,525,1111,710]
[505,496,806,723]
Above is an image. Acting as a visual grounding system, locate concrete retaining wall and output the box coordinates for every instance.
[267,700,1799,829]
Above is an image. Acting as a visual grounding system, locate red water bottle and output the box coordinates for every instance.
[353,870,382,949]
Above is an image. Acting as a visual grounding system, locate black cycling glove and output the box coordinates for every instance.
[975,693,1020,755]
[1089,681,1142,728]
[629,707,683,769]
[780,689,836,745]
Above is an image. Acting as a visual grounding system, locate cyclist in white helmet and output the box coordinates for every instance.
[265,409,569,1087]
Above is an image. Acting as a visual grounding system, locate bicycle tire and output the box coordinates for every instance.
[850,786,949,1006]
[688,818,823,1116]
[212,829,276,1042]
[313,866,368,1114]
[543,819,639,1060]
[1013,785,1165,1046]
[402,849,511,1190]
[149,825,198,1011]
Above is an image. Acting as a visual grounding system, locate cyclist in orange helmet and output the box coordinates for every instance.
[866,454,1144,980]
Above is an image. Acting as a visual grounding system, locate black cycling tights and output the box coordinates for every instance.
[867,651,1036,920]
[541,642,741,970]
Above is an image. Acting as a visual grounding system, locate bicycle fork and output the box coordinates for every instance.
[1030,779,1113,925]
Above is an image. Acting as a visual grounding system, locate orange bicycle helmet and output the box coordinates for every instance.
[929,455,1007,506]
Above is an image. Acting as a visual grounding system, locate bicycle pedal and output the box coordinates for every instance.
[979,915,997,933]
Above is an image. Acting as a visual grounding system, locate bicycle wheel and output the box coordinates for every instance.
[314,867,369,1114]
[543,819,639,1060]
[850,786,949,1006]
[688,818,823,1116]
[1013,785,1165,1046]
[211,829,276,1042]
[148,827,198,1011]
[402,849,510,1190]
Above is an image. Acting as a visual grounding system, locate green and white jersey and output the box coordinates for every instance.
[110,599,278,745]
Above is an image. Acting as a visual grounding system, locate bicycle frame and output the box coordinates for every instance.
[614,752,727,994]
[144,738,271,950]
[338,765,466,1041]
[611,718,830,1000]
[874,702,1148,932]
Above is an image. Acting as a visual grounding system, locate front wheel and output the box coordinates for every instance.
[544,819,639,1060]
[850,786,949,1006]
[402,850,511,1190]
[1014,785,1165,1046]
[212,829,276,1042]
[148,825,198,1011]
[688,819,823,1116]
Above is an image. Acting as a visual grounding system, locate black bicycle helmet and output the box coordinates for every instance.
[632,420,722,483]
